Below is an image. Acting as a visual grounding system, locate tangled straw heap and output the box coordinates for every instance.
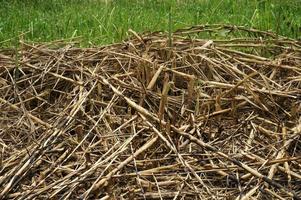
[0,25,301,199]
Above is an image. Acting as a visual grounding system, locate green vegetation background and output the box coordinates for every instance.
[0,0,300,46]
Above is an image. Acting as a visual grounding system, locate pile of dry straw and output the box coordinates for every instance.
[0,25,301,199]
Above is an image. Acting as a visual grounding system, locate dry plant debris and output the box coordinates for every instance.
[0,25,301,199]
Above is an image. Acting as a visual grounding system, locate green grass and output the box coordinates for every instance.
[0,0,300,46]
